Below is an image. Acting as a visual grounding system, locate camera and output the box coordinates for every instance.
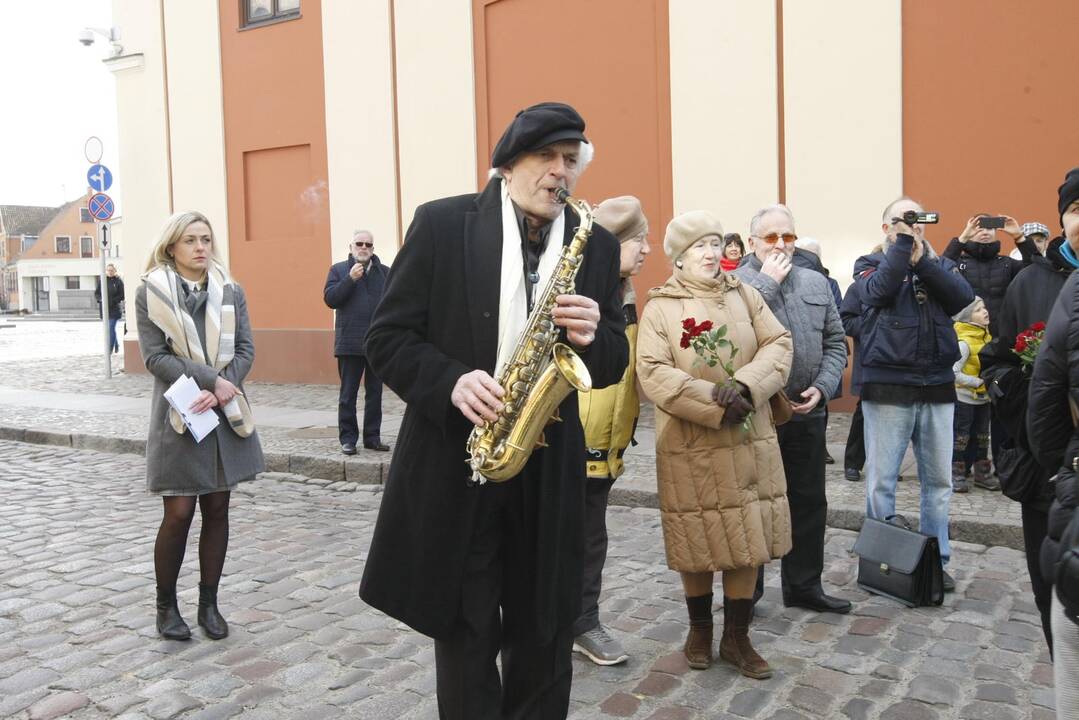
[978,216,1006,230]
[899,210,939,225]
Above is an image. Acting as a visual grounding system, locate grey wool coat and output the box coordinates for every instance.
[136,280,264,495]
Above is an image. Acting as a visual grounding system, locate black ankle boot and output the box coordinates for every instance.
[156,586,191,640]
[197,583,229,640]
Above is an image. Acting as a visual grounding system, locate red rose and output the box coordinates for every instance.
[1015,337,1027,353]
[697,320,714,334]
[683,318,696,331]
[1031,322,1045,332]
[680,333,691,349]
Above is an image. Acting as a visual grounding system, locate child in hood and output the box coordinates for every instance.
[951,297,997,492]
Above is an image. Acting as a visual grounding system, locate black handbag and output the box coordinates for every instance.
[852,516,944,607]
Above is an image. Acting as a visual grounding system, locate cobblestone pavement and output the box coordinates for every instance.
[0,440,1055,719]
[0,353,1024,547]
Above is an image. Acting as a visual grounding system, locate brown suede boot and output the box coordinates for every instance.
[683,593,713,669]
[719,597,772,679]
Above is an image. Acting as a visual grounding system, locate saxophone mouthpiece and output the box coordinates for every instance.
[553,188,570,203]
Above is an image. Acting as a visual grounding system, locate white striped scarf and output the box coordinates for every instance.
[143,262,255,438]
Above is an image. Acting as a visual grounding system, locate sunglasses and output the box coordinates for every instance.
[754,233,797,245]
[354,241,373,248]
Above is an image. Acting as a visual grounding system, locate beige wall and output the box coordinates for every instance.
[162,0,230,263]
[669,0,779,237]
[393,0,477,239]
[782,0,903,290]
[109,0,172,329]
[321,0,400,266]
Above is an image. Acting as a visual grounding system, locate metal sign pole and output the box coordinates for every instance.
[99,222,111,378]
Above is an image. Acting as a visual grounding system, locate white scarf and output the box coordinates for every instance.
[495,182,565,377]
[142,262,255,437]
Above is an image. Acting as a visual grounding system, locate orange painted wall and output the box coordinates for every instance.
[20,201,100,260]
[472,0,674,300]
[218,1,336,383]
[903,1,1079,251]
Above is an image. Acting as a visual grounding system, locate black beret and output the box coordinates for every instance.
[1059,166,1079,226]
[491,102,588,168]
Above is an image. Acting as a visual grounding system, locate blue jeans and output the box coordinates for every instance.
[863,400,953,564]
[108,316,120,353]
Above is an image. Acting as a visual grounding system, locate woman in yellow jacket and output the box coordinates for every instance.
[573,196,652,666]
[637,210,793,678]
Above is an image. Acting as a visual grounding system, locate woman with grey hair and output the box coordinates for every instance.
[137,210,264,641]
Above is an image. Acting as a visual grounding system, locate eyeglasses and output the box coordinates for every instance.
[753,233,797,245]
[354,241,373,248]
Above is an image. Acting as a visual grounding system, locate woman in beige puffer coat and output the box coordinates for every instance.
[637,210,793,678]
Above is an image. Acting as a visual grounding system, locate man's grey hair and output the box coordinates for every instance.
[749,204,795,238]
[487,141,595,180]
[794,236,821,259]
[881,196,920,223]
[352,229,373,241]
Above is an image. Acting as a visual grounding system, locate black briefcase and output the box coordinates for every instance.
[852,516,944,607]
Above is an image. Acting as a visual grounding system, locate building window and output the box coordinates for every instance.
[243,0,299,27]
[66,276,80,290]
[55,236,71,254]
[22,236,37,252]
[80,208,93,223]
[80,236,93,258]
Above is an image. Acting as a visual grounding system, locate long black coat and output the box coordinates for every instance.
[95,275,125,319]
[323,254,388,356]
[358,179,628,643]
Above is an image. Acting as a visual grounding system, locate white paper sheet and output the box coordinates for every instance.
[163,374,220,443]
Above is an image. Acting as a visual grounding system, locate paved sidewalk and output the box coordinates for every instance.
[0,354,1022,548]
[0,440,1055,719]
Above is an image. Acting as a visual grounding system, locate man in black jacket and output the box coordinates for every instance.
[981,231,1076,649]
[323,231,389,454]
[359,102,627,719]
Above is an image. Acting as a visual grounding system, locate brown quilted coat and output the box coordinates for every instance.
[637,272,793,572]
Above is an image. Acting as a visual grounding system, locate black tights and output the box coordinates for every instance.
[154,491,231,591]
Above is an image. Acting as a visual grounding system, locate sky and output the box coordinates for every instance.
[0,0,121,211]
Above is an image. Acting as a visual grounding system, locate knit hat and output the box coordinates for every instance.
[1058,167,1079,226]
[664,211,724,261]
[1022,221,1050,238]
[491,102,588,168]
[952,296,985,323]
[594,196,647,243]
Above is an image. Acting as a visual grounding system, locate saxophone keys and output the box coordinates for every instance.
[550,409,562,423]
[534,432,548,449]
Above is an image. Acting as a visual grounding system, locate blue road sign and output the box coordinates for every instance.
[87,164,113,193]
[88,193,115,221]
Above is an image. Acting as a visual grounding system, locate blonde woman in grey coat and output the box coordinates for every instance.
[136,211,264,641]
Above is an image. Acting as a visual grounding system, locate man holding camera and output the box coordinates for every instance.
[733,205,848,614]
[942,214,1033,336]
[852,197,974,591]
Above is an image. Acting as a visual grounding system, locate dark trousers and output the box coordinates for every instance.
[844,400,866,472]
[573,475,616,637]
[337,355,383,446]
[776,415,828,595]
[434,481,574,720]
[952,401,991,464]
[1022,503,1053,651]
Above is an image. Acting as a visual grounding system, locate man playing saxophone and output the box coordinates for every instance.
[359,102,628,719]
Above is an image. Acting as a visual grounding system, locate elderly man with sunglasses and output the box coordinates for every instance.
[732,204,849,614]
[323,230,391,454]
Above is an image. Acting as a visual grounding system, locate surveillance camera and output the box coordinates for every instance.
[78,29,95,46]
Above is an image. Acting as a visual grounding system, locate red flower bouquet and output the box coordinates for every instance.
[680,317,752,430]
[1013,321,1046,372]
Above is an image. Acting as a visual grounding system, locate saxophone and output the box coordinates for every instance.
[465,188,594,483]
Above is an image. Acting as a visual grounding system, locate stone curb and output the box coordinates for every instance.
[1,424,1024,549]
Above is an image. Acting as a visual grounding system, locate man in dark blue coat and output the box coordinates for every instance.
[853,197,973,591]
[323,230,389,454]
